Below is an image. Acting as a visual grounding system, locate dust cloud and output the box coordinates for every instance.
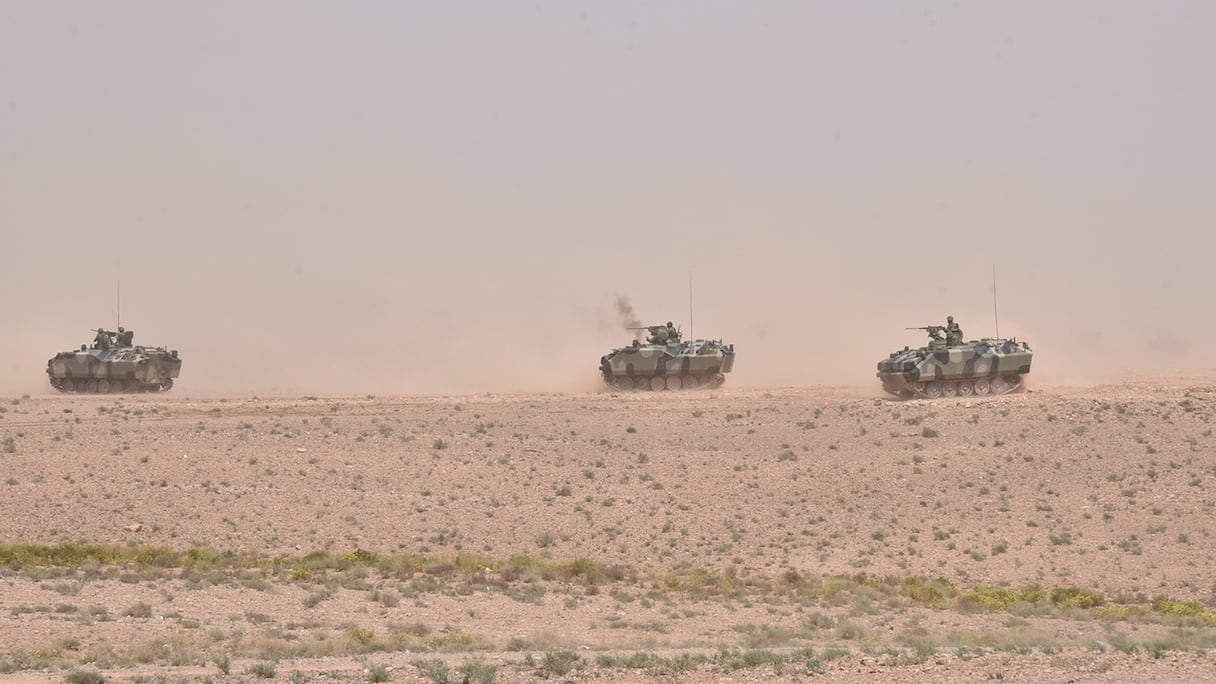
[2,4,1214,396]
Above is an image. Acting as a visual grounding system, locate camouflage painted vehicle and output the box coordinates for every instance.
[877,325,1031,399]
[46,327,182,393]
[600,325,735,391]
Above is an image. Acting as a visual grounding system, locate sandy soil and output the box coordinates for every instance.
[2,379,1216,682]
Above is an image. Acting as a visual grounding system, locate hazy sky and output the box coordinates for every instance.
[3,2,1213,393]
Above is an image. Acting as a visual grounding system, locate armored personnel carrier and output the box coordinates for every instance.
[46,327,182,393]
[600,324,735,391]
[877,323,1031,399]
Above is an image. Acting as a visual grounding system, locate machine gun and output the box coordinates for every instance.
[907,325,945,341]
[89,328,117,350]
[626,324,682,344]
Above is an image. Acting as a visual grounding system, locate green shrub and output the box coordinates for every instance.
[413,659,451,684]
[1050,586,1105,609]
[456,661,498,684]
[367,662,390,682]
[1152,596,1216,623]
[64,671,108,684]
[539,651,581,676]
[247,662,276,678]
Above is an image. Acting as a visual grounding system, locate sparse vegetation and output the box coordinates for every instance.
[64,671,108,684]
[366,661,390,682]
[247,661,277,678]
[0,387,1208,680]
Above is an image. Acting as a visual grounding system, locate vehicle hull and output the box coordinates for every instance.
[876,338,1031,399]
[600,339,735,391]
[47,346,182,393]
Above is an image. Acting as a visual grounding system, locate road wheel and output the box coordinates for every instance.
[615,377,634,391]
[666,376,682,391]
[97,379,111,393]
[973,378,990,395]
[924,382,942,398]
[957,381,974,397]
[649,376,666,391]
[942,382,958,397]
[990,377,1009,394]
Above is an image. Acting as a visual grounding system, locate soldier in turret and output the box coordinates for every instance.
[117,326,134,346]
[945,315,963,346]
[93,328,113,350]
[665,321,681,343]
[647,325,670,345]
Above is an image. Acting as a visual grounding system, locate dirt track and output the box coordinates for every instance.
[2,380,1215,682]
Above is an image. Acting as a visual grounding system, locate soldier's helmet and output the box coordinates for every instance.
[118,326,125,333]
[666,321,673,327]
[947,315,954,323]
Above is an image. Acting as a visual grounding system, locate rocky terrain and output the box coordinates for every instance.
[1,379,1215,682]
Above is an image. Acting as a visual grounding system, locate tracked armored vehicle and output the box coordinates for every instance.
[47,327,182,393]
[600,324,735,391]
[877,324,1031,399]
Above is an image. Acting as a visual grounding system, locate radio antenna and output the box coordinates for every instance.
[991,265,999,339]
[688,272,694,341]
[116,281,122,330]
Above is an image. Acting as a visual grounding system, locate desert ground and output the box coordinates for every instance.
[2,378,1216,682]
